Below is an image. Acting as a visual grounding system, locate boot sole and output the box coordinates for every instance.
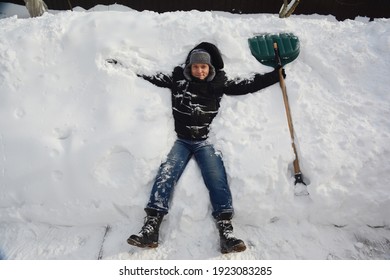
[127,238,158,248]
[221,242,247,254]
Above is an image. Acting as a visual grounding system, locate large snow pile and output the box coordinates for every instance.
[0,3,389,260]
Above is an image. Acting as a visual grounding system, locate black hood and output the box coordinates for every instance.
[185,42,224,70]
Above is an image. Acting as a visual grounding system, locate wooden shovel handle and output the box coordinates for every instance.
[273,42,302,175]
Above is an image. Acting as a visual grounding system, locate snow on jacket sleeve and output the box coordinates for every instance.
[223,69,280,96]
[137,72,173,89]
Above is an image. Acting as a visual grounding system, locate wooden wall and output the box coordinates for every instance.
[4,0,390,20]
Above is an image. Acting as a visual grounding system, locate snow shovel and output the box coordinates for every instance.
[248,33,309,196]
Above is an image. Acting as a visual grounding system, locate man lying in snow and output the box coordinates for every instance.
[127,42,285,254]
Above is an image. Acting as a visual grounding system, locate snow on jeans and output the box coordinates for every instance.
[146,138,233,218]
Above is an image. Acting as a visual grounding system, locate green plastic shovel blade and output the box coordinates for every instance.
[248,33,300,67]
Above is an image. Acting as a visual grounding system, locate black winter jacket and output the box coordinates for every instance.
[140,66,280,140]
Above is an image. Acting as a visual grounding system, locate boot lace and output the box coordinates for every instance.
[218,220,237,240]
[139,216,159,235]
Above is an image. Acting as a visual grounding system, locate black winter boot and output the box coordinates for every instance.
[127,208,164,248]
[216,213,246,254]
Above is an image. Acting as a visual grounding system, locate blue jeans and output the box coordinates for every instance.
[146,138,233,218]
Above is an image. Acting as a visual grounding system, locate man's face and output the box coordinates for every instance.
[191,63,210,80]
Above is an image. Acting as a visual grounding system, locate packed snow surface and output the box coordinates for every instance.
[0,3,389,260]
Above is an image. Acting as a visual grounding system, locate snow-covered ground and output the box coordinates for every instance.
[0,3,389,260]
